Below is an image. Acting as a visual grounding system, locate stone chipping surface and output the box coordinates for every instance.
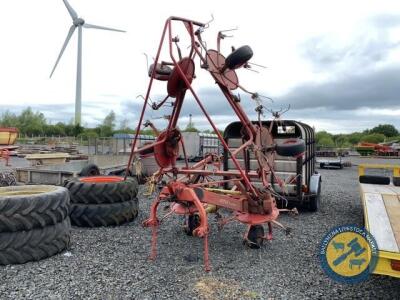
[1,161,400,299]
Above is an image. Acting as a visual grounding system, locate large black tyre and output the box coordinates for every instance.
[0,185,70,233]
[149,63,172,76]
[224,45,253,70]
[79,164,100,177]
[393,177,400,187]
[359,175,390,185]
[64,176,138,204]
[70,198,138,227]
[276,139,305,157]
[0,217,71,265]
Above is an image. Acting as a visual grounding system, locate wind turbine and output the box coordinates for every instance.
[50,0,125,125]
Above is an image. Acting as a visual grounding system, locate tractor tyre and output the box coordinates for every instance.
[64,176,138,204]
[224,45,254,70]
[245,225,264,249]
[276,139,305,157]
[359,175,390,185]
[0,185,70,233]
[70,198,138,227]
[0,217,71,265]
[79,164,100,177]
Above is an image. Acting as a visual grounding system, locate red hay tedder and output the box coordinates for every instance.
[126,17,306,271]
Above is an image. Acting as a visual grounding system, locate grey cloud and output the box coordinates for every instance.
[277,65,400,110]
[301,14,400,70]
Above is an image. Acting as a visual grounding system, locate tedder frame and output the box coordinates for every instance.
[125,16,305,271]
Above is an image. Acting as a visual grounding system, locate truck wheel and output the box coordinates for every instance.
[245,225,264,249]
[79,164,100,177]
[64,176,138,204]
[0,185,70,232]
[309,179,321,212]
[70,199,138,227]
[276,139,305,157]
[224,45,253,70]
[0,217,71,265]
[393,177,400,187]
[359,175,390,185]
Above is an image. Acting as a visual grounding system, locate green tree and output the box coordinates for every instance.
[318,136,335,147]
[361,133,386,144]
[103,111,116,130]
[347,132,364,145]
[0,111,19,127]
[72,123,84,136]
[184,126,199,132]
[97,111,116,137]
[370,124,399,137]
[18,107,46,135]
[316,131,334,146]
[78,128,99,140]
[334,134,351,148]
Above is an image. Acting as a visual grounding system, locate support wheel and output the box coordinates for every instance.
[224,45,253,70]
[184,214,200,236]
[309,179,321,212]
[245,225,264,249]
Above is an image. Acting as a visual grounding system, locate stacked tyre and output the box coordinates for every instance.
[0,185,71,265]
[64,176,139,227]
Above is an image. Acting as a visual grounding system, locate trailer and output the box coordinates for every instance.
[113,133,156,154]
[318,157,344,169]
[224,120,321,211]
[359,164,400,278]
[15,155,135,185]
[178,132,221,161]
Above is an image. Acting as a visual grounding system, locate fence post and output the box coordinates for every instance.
[94,138,97,155]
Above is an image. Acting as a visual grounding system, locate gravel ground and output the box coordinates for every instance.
[1,158,400,299]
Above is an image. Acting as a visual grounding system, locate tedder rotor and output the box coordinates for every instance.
[126,16,305,271]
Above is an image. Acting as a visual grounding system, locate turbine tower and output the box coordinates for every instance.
[50,0,125,125]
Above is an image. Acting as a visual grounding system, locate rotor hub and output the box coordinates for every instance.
[73,18,85,26]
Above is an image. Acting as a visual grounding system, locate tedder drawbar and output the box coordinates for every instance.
[126,17,305,271]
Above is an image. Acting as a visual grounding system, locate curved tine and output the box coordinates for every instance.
[62,0,78,20]
[50,25,76,78]
[83,23,126,33]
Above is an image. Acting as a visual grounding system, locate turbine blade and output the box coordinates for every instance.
[62,0,78,20]
[83,23,126,33]
[50,25,76,78]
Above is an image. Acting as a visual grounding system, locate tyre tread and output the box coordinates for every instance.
[0,218,71,265]
[70,199,138,227]
[0,187,70,232]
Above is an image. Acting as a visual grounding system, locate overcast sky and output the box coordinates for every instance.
[0,0,399,133]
